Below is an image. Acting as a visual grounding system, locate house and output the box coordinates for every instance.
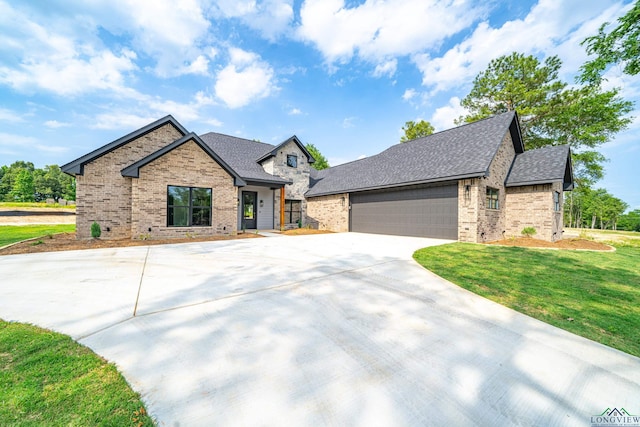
[61,111,573,242]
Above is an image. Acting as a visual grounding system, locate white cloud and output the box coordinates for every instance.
[297,0,482,67]
[413,0,624,94]
[289,108,302,115]
[212,0,294,41]
[0,132,38,146]
[179,55,210,76]
[342,116,356,128]
[0,108,25,122]
[35,144,68,153]
[204,118,224,127]
[402,88,417,102]
[215,48,276,109]
[91,112,160,130]
[430,97,466,131]
[44,120,71,128]
[372,59,397,78]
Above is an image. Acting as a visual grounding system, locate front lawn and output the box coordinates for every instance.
[413,243,640,357]
[0,202,75,209]
[0,224,76,247]
[0,320,154,426]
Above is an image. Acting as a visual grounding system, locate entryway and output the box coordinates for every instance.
[242,191,257,229]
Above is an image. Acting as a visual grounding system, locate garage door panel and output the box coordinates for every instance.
[350,184,458,239]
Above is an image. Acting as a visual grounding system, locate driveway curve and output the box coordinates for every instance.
[1,233,639,426]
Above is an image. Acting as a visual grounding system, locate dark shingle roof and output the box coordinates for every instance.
[307,111,522,197]
[506,145,573,189]
[199,133,291,186]
[256,136,315,164]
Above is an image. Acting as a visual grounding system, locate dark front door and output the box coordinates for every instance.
[242,191,258,229]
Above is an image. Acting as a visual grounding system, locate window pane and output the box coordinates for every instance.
[192,188,211,207]
[292,211,301,223]
[287,155,297,168]
[192,208,211,226]
[168,186,190,206]
[169,206,189,226]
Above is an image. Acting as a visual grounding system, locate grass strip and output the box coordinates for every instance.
[413,243,640,357]
[0,225,76,247]
[0,320,154,426]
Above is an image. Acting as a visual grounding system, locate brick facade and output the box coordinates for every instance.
[306,193,349,232]
[131,140,237,239]
[75,123,183,239]
[505,182,563,241]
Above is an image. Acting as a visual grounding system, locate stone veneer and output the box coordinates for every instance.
[75,123,183,239]
[131,140,237,239]
[265,141,312,230]
[505,182,563,241]
[306,193,349,232]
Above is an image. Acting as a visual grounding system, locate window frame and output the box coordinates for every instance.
[554,191,561,212]
[284,199,302,224]
[167,185,212,227]
[486,187,500,210]
[286,154,298,168]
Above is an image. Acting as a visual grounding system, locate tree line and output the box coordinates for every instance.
[0,161,75,203]
[400,2,638,231]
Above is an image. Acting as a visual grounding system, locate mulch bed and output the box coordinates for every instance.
[486,237,613,251]
[0,232,262,256]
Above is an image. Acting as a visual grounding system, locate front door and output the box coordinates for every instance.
[242,191,258,229]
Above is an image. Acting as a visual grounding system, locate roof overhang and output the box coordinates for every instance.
[306,173,483,198]
[243,178,292,188]
[61,115,188,176]
[256,135,316,164]
[121,133,246,186]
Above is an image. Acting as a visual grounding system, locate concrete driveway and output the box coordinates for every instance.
[1,233,639,426]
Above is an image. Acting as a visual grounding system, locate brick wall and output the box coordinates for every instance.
[505,182,563,241]
[306,193,349,232]
[131,140,237,239]
[458,133,516,243]
[76,123,183,239]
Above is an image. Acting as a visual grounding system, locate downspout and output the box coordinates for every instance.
[280,187,285,231]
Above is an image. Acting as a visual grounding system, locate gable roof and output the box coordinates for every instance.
[120,133,246,186]
[307,111,523,197]
[506,144,574,190]
[255,135,315,164]
[199,132,292,186]
[61,115,188,176]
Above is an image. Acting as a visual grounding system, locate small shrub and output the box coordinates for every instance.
[521,227,536,238]
[31,239,44,246]
[91,221,101,239]
[46,233,53,239]
[297,218,302,228]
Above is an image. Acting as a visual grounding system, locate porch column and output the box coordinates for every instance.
[280,187,285,231]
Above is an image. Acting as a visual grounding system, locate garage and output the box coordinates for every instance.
[350,183,458,239]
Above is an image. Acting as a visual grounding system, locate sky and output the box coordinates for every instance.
[0,0,638,209]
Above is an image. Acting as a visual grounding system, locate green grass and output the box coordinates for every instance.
[0,202,75,209]
[413,243,640,357]
[0,320,154,426]
[0,225,76,247]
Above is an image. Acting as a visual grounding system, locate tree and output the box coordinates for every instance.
[400,120,435,142]
[579,0,640,85]
[618,209,640,232]
[1,161,35,201]
[10,169,35,202]
[457,52,633,184]
[305,143,330,170]
[565,186,628,230]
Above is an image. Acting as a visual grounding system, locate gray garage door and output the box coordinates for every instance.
[350,183,458,239]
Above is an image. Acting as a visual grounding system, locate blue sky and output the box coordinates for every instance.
[0,0,638,209]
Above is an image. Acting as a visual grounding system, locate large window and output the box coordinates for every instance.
[284,199,301,224]
[554,191,561,211]
[167,186,212,227]
[486,187,499,210]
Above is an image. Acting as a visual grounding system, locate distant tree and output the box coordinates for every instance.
[305,143,330,170]
[400,120,435,142]
[1,161,35,201]
[10,169,35,202]
[565,186,628,230]
[33,165,69,202]
[579,0,640,85]
[457,52,633,184]
[617,209,640,232]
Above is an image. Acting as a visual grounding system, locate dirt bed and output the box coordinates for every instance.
[487,237,613,251]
